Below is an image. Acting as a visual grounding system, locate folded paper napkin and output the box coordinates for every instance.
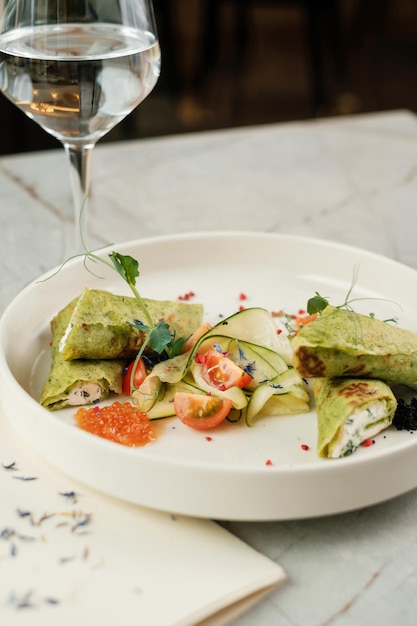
[0,406,285,626]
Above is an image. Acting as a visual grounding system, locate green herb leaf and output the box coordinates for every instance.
[166,335,187,358]
[127,320,151,333]
[307,293,329,315]
[109,252,139,287]
[149,321,172,354]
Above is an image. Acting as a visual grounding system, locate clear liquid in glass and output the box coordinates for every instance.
[0,23,161,144]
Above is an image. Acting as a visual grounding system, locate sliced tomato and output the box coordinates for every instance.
[199,347,253,391]
[173,392,232,430]
[122,358,147,395]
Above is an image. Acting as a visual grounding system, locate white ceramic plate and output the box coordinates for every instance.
[1,231,417,521]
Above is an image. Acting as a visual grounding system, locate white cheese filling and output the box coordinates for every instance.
[58,321,72,353]
[59,292,83,353]
[330,401,389,458]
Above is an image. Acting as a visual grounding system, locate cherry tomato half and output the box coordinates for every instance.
[199,347,252,391]
[173,392,232,430]
[122,358,147,395]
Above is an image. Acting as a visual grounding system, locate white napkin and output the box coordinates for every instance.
[0,407,285,625]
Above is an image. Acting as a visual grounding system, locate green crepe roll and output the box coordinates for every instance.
[313,377,397,458]
[291,306,417,389]
[40,297,127,410]
[59,288,204,361]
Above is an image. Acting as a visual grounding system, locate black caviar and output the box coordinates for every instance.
[392,397,417,431]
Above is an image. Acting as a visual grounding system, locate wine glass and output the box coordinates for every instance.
[0,0,161,251]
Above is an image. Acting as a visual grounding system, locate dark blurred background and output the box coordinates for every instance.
[2,0,417,155]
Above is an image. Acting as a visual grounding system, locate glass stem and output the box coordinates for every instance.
[64,142,95,253]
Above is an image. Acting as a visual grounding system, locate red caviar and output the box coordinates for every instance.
[75,402,155,447]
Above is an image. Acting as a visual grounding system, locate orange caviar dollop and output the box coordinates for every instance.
[75,402,155,447]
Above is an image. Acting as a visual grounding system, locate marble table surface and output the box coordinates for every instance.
[2,109,417,625]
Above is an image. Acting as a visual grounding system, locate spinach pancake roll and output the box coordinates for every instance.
[292,306,417,388]
[40,297,126,410]
[59,288,204,360]
[313,377,397,458]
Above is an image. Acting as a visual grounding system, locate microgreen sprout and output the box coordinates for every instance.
[307,265,401,321]
[306,293,329,315]
[84,249,187,393]
[41,202,187,393]
[81,249,177,361]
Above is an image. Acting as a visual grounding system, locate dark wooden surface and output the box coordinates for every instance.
[1,0,417,155]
